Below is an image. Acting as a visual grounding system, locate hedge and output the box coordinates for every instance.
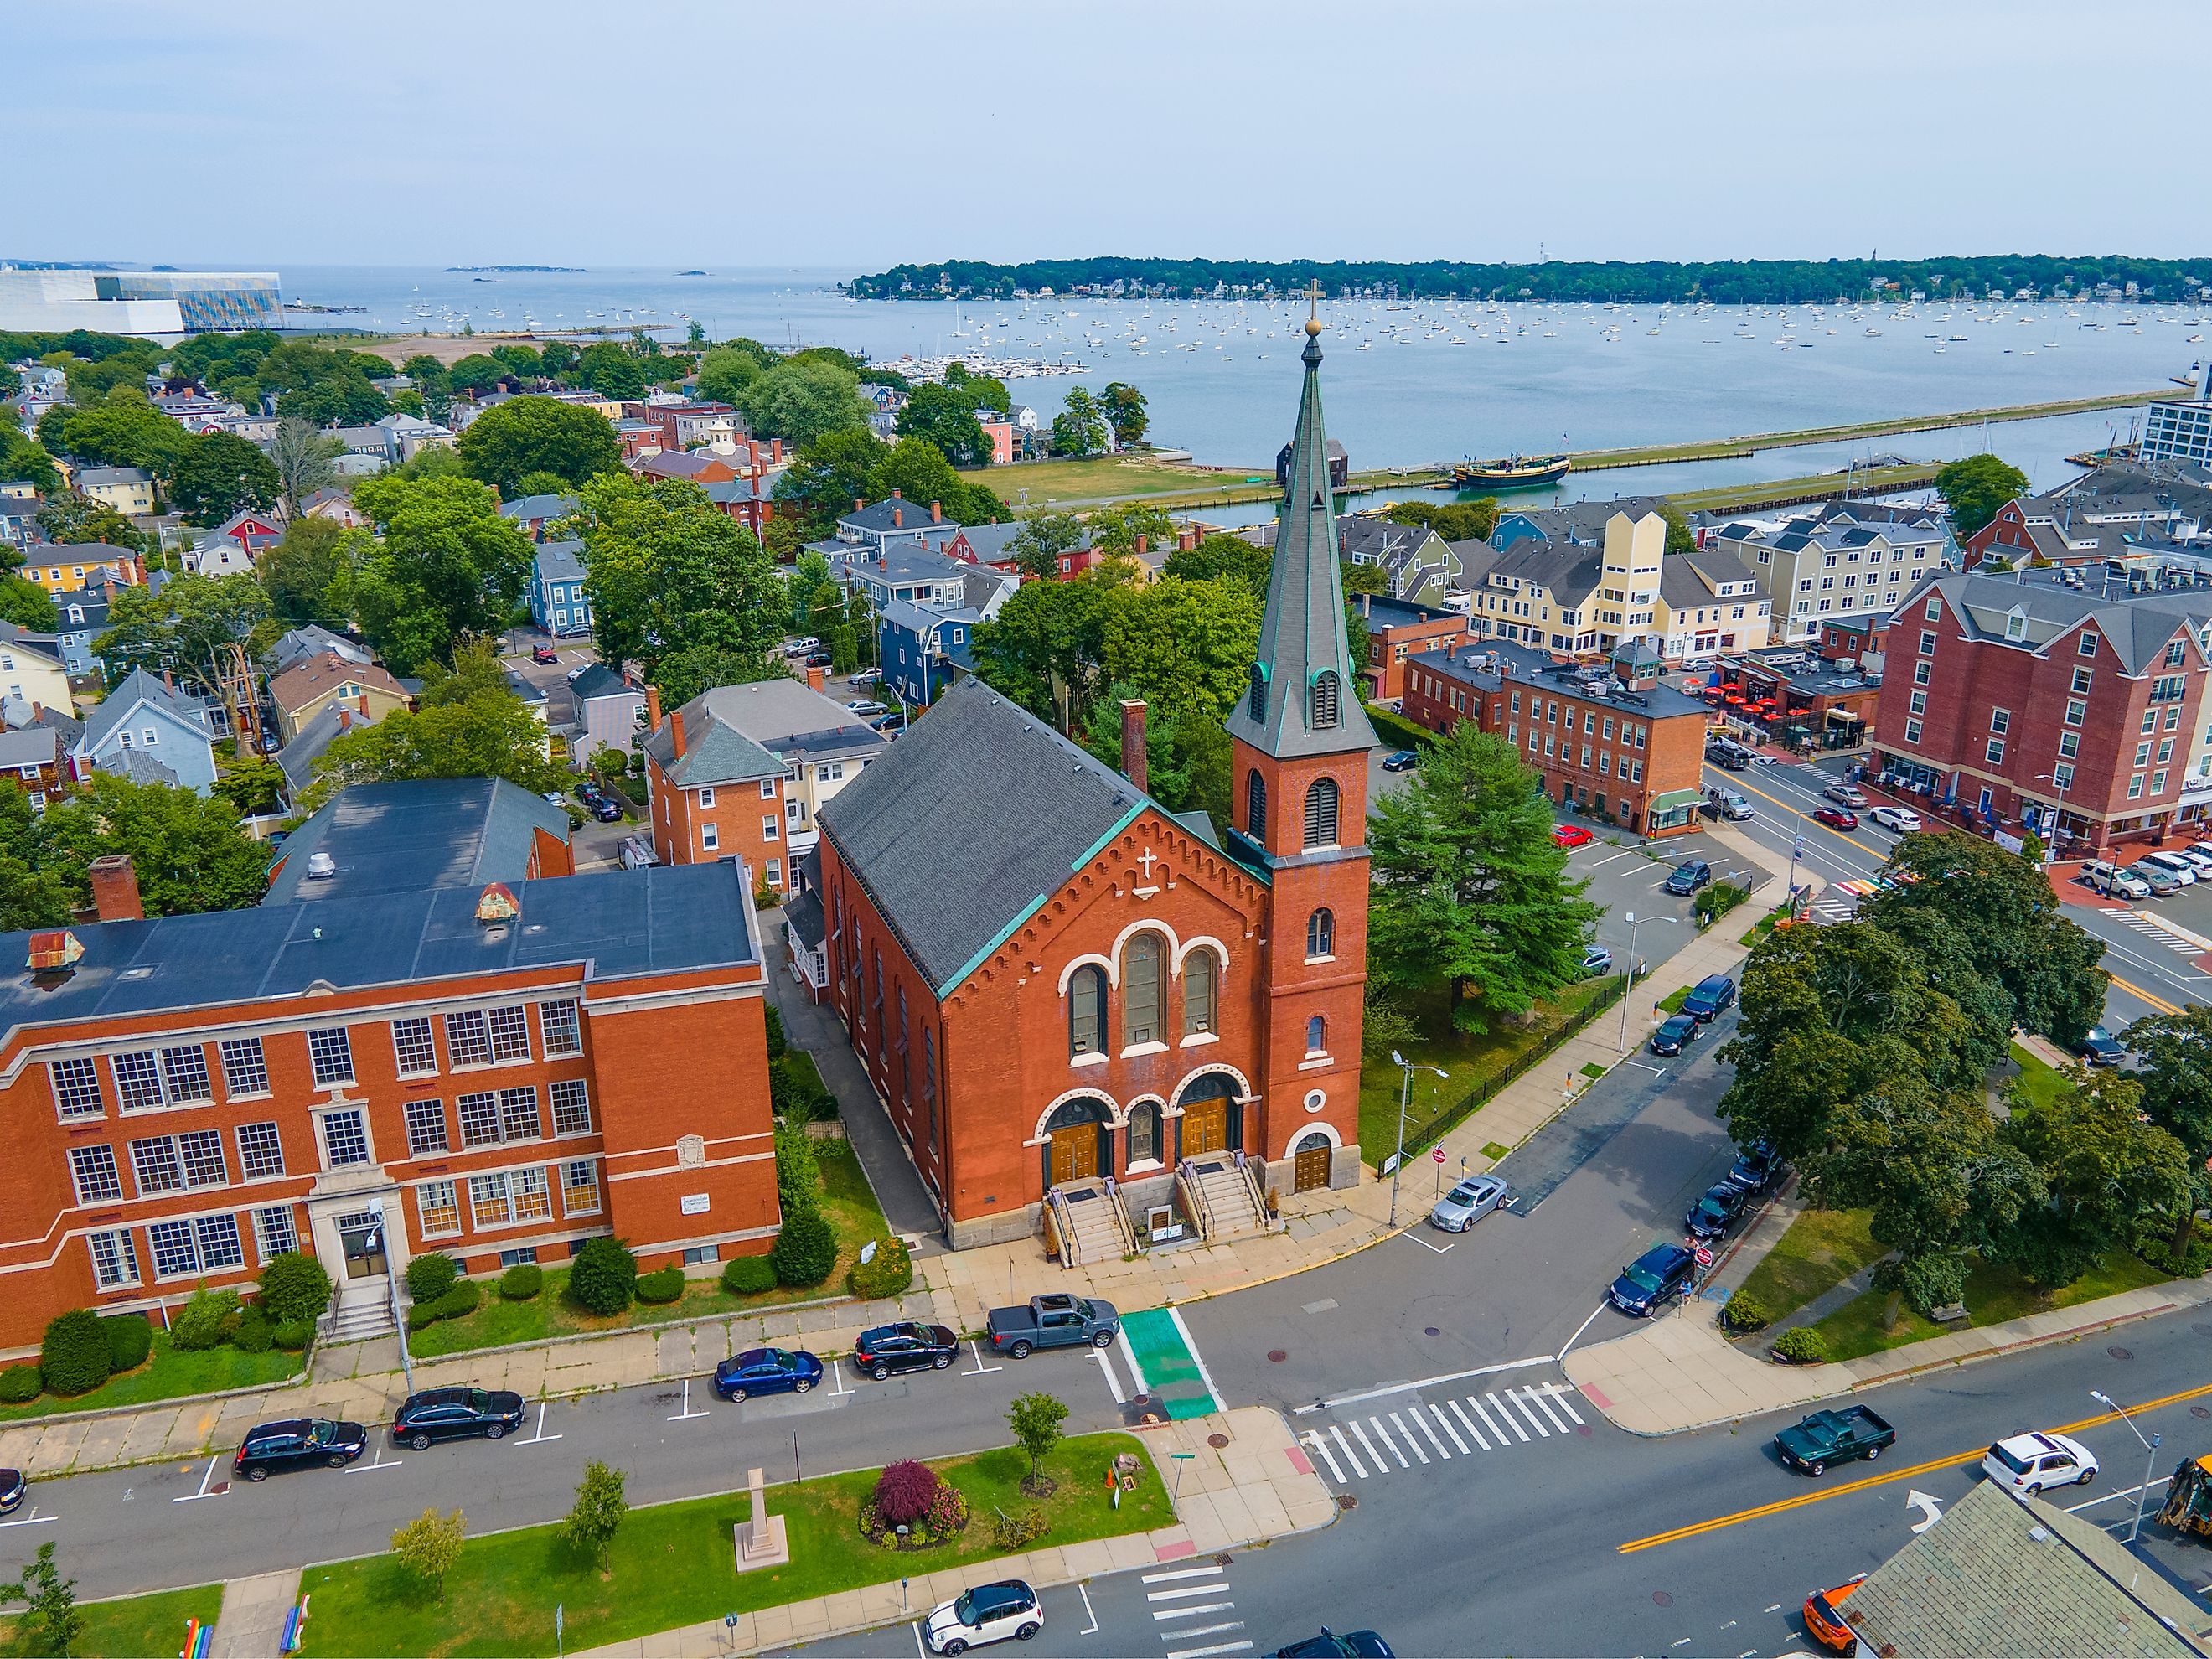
[271,1319,315,1353]
[721,1255,777,1296]
[848,1235,913,1301]
[39,1310,111,1397]
[405,1281,483,1333]
[499,1264,545,1301]
[771,1208,837,1289]
[634,1267,686,1305]
[1362,700,1436,756]
[103,1313,153,1372]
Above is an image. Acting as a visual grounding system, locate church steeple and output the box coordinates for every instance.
[1226,284,1377,764]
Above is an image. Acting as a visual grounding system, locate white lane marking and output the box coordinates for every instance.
[0,1508,55,1529]
[1469,1395,1509,1445]
[1353,1415,1407,1468]
[1544,1382,1586,1426]
[1589,848,1644,869]
[965,1337,1003,1375]
[1508,1389,1552,1437]
[1078,1582,1099,1636]
[1346,1418,1384,1473]
[665,1378,710,1421]
[1149,1584,1230,1602]
[1117,1329,1152,1398]
[1405,1232,1455,1254]
[1558,1301,1609,1363]
[1622,1061,1670,1074]
[1429,1400,1471,1455]
[345,1443,404,1473]
[830,1357,855,1397]
[2065,1476,2172,1513]
[1143,1566,1226,1584]
[1525,1386,1573,1434]
[1408,1404,1452,1459]
[1485,1393,1531,1444]
[1167,1306,1225,1412]
[1154,1604,1236,1623]
[1166,1643,1254,1659]
[521,1401,563,1444]
[1330,1423,1367,1477]
[1310,1353,1556,1412]
[1300,1431,1346,1482]
[912,1619,926,1656]
[1093,1348,1128,1404]
[173,1456,225,1502]
[1449,1398,1491,1450]
[1170,1623,1248,1641]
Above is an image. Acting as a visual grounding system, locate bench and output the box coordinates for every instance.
[1929,1302,1969,1326]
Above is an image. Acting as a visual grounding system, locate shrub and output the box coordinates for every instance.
[771,1208,837,1289]
[39,1310,112,1397]
[103,1314,153,1372]
[256,1252,333,1325]
[1721,1290,1770,1333]
[233,1310,274,1353]
[763,1000,788,1061]
[773,1115,820,1209]
[499,1264,545,1302]
[924,1479,969,1537]
[847,1236,913,1301]
[271,1319,315,1353]
[0,1365,42,1404]
[1772,1327,1829,1364]
[2133,1219,2212,1279]
[435,1282,481,1319]
[871,1459,940,1529]
[169,1289,240,1354]
[721,1255,777,1297]
[406,1252,459,1305]
[569,1238,638,1315]
[634,1267,686,1305]
[1695,881,1751,924]
[992,1506,1048,1552]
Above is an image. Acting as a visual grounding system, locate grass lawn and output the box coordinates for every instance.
[1731,1207,1887,1326]
[963,454,1255,505]
[2007,1041,2074,1110]
[1810,1248,2173,1362]
[1357,979,1613,1160]
[303,1432,1165,1658]
[1656,985,1691,1015]
[0,1584,222,1659]
[410,1142,892,1360]
[0,1328,303,1425]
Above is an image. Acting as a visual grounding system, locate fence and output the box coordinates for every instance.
[1385,973,1631,1164]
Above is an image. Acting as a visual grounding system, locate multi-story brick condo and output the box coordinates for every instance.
[1403,638,1709,838]
[1354,592,1465,702]
[0,781,778,1357]
[811,317,1369,1252]
[1872,571,2212,852]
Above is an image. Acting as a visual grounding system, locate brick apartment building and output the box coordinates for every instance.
[810,324,1369,1250]
[1403,639,1709,838]
[1872,571,2212,851]
[0,779,778,1357]
[1355,592,1465,701]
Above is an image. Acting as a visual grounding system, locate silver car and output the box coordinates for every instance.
[1429,1175,1508,1233]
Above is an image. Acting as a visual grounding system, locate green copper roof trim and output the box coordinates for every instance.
[938,800,1148,995]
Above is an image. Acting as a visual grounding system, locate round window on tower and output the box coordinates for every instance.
[1304,1090,1326,1114]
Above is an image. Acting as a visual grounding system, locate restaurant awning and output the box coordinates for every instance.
[1649,788,1705,818]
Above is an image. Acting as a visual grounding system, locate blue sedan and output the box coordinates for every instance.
[712,1347,823,1402]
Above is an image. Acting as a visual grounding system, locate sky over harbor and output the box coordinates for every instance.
[10,0,2209,273]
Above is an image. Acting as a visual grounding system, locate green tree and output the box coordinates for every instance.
[0,578,59,632]
[308,691,562,807]
[456,395,622,498]
[1991,1067,2193,1289]
[770,427,888,539]
[895,384,991,467]
[213,757,287,816]
[1098,381,1149,446]
[261,517,362,628]
[34,496,143,554]
[169,432,282,525]
[0,1543,84,1658]
[1366,724,1601,1032]
[1164,533,1272,596]
[1006,509,1086,581]
[416,636,511,707]
[1006,1391,1069,1489]
[1656,500,1697,556]
[270,416,343,513]
[536,341,579,381]
[869,437,1006,527]
[1383,498,1498,542]
[349,473,534,671]
[696,342,772,405]
[972,566,1140,731]
[787,549,842,631]
[40,774,271,915]
[48,390,186,475]
[1050,387,1108,457]
[391,1507,467,1602]
[401,354,451,396]
[0,428,61,494]
[1935,452,2030,540]
[1087,501,1176,562]
[94,573,271,695]
[1100,577,1263,722]
[446,354,507,396]
[514,470,574,501]
[734,358,872,446]
[576,343,644,401]
[0,784,72,929]
[560,1461,629,1574]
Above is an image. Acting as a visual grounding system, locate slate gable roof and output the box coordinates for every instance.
[568,664,632,703]
[81,668,207,752]
[533,539,587,584]
[818,676,1150,994]
[498,493,579,524]
[643,700,784,790]
[842,498,953,536]
[1921,571,2212,674]
[266,778,569,907]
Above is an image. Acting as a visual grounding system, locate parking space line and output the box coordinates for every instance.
[520,1401,562,1444]
[1329,1424,1367,1477]
[1077,1582,1100,1635]
[1429,1401,1471,1455]
[965,1338,1004,1376]
[1093,1347,1128,1404]
[0,1508,55,1529]
[1485,1393,1531,1444]
[912,1618,926,1656]
[1388,1410,1431,1463]
[1448,1398,1491,1450]
[830,1358,854,1398]
[173,1455,225,1502]
[346,1444,404,1474]
[1404,1231,1455,1253]
[665,1378,711,1422]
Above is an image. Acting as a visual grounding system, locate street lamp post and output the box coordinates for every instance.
[2034,773,2072,861]
[2091,1389,2162,1543]
[1616,913,1676,1054]
[1387,1050,1449,1229]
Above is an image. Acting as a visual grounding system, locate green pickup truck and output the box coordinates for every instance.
[1774,1406,1895,1477]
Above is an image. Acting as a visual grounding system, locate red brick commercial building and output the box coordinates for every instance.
[1872,572,2212,853]
[0,783,778,1357]
[1355,592,1465,702]
[812,324,1369,1252]
[1403,638,1709,838]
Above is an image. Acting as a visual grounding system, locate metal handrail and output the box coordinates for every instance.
[1101,1176,1140,1256]
[1045,1187,1082,1269]
[1176,1159,1218,1240]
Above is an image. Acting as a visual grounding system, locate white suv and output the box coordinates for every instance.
[1869,805,1923,833]
[1982,1430,2096,1495]
[2080,860,2152,901]
[2137,850,2199,886]
[925,1580,1043,1655]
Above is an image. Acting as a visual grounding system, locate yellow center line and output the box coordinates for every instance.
[1615,1377,2212,1554]
[2106,972,2185,1017]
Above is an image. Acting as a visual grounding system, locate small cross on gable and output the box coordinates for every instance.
[1137,847,1158,880]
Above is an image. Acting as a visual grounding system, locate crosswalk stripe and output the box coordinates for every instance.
[1171,1624,1247,1641]
[1449,1397,1491,1450]
[1155,1604,1235,1622]
[1144,1566,1225,1584]
[1368,1414,1410,1469]
[1507,1390,1550,1438]
[1473,1393,1516,1444]
[1349,1416,1389,1470]
[1407,1405,1451,1459]
[1486,1392,1532,1443]
[1165,1643,1254,1659]
[1388,1410,1431,1464]
[1525,1386,1572,1434]
[1150,1585,1230,1602]
[1545,1382,1586,1426]
[1300,1431,1345,1482]
[1329,1423,1366,1478]
[1429,1400,1471,1455]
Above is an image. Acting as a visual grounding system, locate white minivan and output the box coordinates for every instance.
[2137,850,2199,887]
[924,1580,1042,1655]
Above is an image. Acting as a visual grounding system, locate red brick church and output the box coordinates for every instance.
[812,310,1370,1250]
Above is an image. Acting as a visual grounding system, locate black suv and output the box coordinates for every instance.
[391,1386,526,1449]
[1686,1181,1748,1240]
[1725,1142,1782,1194]
[235,1418,367,1481]
[853,1320,959,1380]
[1664,858,1713,896]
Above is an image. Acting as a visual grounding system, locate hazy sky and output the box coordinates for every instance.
[13,1,2203,272]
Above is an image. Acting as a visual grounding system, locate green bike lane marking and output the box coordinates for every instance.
[1119,1306,1222,1420]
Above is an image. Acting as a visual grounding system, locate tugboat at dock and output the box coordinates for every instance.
[1451,452,1571,490]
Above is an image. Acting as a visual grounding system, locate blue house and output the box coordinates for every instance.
[875,566,1018,709]
[530,540,592,637]
[75,668,220,795]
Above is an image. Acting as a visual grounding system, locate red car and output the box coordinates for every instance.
[530,644,559,665]
[1812,806,1858,830]
[1553,824,1596,849]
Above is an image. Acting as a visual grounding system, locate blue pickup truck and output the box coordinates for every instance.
[985,1294,1119,1359]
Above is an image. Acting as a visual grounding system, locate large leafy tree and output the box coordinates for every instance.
[1087,501,1176,561]
[1099,577,1262,723]
[1990,1068,2193,1289]
[308,690,562,807]
[40,773,271,915]
[0,579,59,631]
[456,395,622,497]
[95,573,272,695]
[869,437,1005,526]
[261,517,363,628]
[0,427,61,494]
[348,473,534,671]
[696,341,773,405]
[1164,533,1272,595]
[1384,498,1499,543]
[895,385,991,468]
[972,566,1139,731]
[734,358,872,446]
[771,428,889,540]
[1935,452,2030,540]
[46,390,187,475]
[2120,1005,2212,1257]
[1098,381,1149,447]
[169,432,282,525]
[569,473,787,687]
[576,343,645,401]
[1366,724,1600,1033]
[1050,387,1108,457]
[0,783,73,928]
[34,494,144,553]
[1005,509,1086,581]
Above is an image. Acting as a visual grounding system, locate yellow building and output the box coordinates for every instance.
[1656,545,1774,662]
[0,626,75,712]
[74,466,157,517]
[18,545,142,594]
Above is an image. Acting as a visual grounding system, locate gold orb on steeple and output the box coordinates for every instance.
[1304,278,1325,336]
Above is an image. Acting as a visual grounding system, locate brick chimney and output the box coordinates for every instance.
[1119,699,1148,793]
[854,496,866,514]
[1134,533,1147,557]
[1178,525,1200,551]
[162,668,174,694]
[930,500,942,523]
[89,854,143,923]
[646,684,663,731]
[671,708,687,758]
[806,664,825,694]
[772,438,783,464]
[358,692,370,715]
[891,489,902,500]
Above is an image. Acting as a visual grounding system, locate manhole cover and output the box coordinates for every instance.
[1336,1493,1357,1512]
[1207,1433,1230,1450]
[1651,1591,1673,1608]
[2195,1322,2212,1338]
[2107,1346,2134,1361]
[1213,1553,1233,1568]
[1267,1350,1287,1363]
[2193,1405,2209,1419]
[1424,1326,1441,1336]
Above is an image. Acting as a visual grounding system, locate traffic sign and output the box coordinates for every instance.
[1693,1246,1713,1269]
[1430,1148,1447,1164]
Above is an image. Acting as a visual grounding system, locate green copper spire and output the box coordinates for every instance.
[1225,287,1378,762]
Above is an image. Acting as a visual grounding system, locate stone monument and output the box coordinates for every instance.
[732,1465,789,1572]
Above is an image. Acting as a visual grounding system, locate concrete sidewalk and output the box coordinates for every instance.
[208,1569,301,1659]
[567,1406,1336,1658]
[1566,1270,2212,1438]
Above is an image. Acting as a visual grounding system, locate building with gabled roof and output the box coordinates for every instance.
[268,650,412,743]
[77,668,218,795]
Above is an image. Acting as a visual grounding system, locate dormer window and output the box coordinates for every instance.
[2004,609,2027,641]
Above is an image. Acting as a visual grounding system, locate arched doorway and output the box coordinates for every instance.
[1043,1097,1112,1187]
[1176,1072,1241,1160]
[1289,1129,1334,1194]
